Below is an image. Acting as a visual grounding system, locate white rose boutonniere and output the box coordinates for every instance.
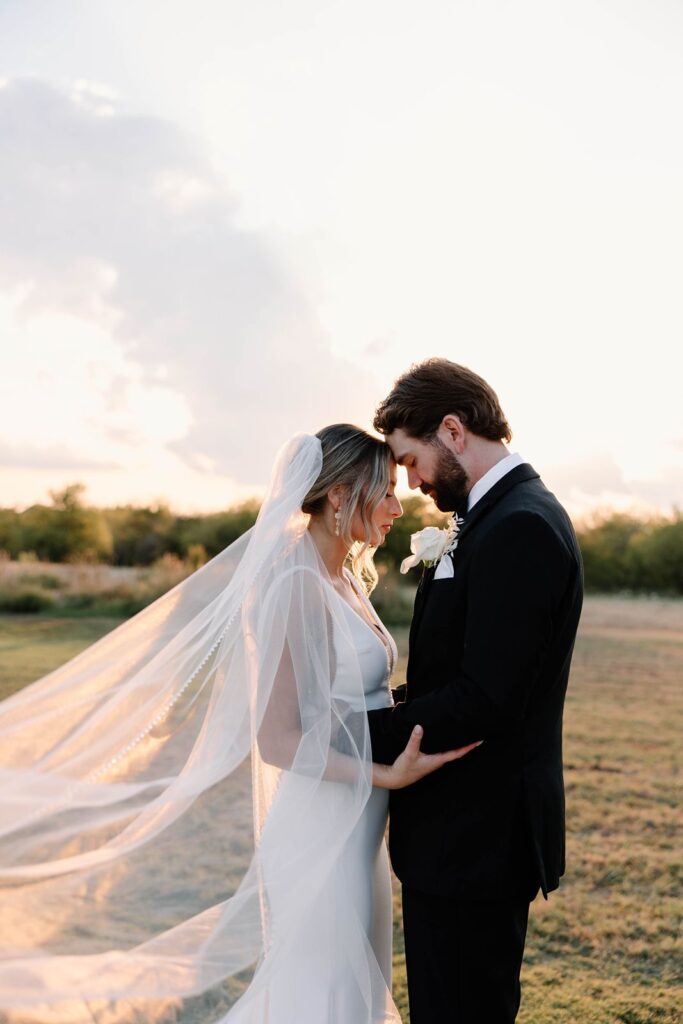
[400,515,465,574]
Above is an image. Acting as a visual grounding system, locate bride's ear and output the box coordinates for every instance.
[326,483,345,513]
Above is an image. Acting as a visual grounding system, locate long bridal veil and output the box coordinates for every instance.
[0,434,399,1024]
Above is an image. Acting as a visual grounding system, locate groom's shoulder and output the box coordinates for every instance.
[501,466,567,516]
[477,470,572,538]
[491,472,578,554]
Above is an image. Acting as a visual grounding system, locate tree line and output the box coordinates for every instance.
[0,485,681,594]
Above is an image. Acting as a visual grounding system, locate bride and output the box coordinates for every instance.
[0,425,476,1024]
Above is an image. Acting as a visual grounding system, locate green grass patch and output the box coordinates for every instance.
[0,614,124,700]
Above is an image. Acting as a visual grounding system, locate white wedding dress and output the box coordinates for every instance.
[229,570,400,1023]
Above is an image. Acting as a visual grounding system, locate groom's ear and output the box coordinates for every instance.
[439,414,466,454]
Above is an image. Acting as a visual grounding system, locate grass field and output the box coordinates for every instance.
[0,595,681,1023]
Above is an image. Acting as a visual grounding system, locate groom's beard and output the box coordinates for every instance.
[422,438,470,514]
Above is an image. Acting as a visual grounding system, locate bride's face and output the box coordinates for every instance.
[349,461,402,547]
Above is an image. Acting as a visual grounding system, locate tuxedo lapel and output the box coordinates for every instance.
[409,564,436,647]
[455,463,540,545]
[411,463,539,626]
[408,464,540,663]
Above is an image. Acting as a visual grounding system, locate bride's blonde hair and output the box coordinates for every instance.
[302,424,391,594]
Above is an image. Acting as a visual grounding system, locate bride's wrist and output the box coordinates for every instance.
[372,763,396,790]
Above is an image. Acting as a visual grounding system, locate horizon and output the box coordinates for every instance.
[2,473,680,530]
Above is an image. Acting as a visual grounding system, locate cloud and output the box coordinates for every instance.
[0,441,120,472]
[542,454,625,496]
[362,337,393,358]
[542,452,683,517]
[0,78,377,484]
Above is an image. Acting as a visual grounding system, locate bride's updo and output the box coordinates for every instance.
[302,424,392,593]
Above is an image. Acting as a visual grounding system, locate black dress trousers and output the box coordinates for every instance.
[401,885,530,1023]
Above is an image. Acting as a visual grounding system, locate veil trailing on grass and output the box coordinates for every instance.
[0,435,398,1024]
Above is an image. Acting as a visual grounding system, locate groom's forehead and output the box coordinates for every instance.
[388,429,424,463]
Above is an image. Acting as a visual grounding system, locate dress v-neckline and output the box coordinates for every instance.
[340,570,396,676]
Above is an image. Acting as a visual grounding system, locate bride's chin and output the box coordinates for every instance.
[350,528,384,547]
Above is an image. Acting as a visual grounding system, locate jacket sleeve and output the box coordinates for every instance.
[368,511,573,756]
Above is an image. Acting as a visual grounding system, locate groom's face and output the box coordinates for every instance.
[387,428,470,514]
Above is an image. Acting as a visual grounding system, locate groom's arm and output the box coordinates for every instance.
[368,702,407,765]
[368,512,574,758]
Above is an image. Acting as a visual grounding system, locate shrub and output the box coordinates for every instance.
[371,567,416,626]
[628,515,683,594]
[2,489,682,599]
[0,587,56,613]
[576,511,683,595]
[19,485,113,563]
[17,551,39,563]
[186,543,208,570]
[16,572,63,590]
[61,591,99,610]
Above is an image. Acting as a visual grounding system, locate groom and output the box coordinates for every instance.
[368,359,583,1023]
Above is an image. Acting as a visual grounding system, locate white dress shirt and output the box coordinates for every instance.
[467,451,524,511]
[433,451,524,579]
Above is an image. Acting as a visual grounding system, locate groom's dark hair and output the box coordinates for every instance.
[373,358,512,442]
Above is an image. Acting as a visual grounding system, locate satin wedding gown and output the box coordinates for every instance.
[231,570,400,1023]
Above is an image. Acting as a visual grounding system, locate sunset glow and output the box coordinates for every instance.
[1,1,681,519]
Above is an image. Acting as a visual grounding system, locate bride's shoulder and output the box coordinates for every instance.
[260,555,329,608]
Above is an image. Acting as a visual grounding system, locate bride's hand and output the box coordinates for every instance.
[373,726,482,790]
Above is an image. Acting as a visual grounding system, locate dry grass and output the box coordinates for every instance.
[0,556,194,616]
[0,595,681,1023]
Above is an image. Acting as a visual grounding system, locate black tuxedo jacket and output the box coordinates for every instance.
[368,463,583,901]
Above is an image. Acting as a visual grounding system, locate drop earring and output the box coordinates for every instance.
[334,509,342,536]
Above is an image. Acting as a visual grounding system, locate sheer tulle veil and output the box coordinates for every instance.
[0,434,398,1023]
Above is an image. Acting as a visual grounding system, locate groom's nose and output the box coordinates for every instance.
[406,467,422,489]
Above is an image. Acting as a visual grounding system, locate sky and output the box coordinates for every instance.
[0,0,681,520]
